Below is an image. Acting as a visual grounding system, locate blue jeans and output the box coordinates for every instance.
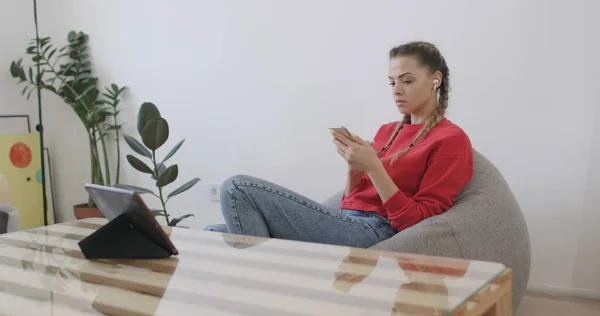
[204,175,397,248]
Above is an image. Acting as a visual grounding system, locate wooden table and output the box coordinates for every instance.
[0,218,512,316]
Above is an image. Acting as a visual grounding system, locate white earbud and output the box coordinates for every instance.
[433,79,439,90]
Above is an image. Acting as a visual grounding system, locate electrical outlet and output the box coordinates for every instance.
[208,182,221,202]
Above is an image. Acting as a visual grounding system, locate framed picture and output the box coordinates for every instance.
[0,115,31,134]
[43,148,56,224]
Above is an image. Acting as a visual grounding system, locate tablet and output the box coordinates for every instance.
[84,183,179,256]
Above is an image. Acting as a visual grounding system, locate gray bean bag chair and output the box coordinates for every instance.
[321,149,531,311]
[207,149,531,311]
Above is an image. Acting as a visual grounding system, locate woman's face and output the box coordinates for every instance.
[388,56,439,116]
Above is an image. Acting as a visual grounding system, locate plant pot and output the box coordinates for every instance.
[73,203,104,219]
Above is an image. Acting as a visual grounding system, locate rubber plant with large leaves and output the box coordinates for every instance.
[117,102,200,226]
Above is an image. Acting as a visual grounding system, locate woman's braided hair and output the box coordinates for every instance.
[379,41,450,162]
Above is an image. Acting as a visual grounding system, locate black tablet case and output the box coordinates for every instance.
[78,212,172,259]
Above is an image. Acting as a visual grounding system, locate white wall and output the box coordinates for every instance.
[1,1,37,122]
[11,0,600,297]
[572,0,600,297]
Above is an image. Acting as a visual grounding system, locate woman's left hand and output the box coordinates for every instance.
[331,131,382,174]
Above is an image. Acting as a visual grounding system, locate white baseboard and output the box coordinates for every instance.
[527,284,600,301]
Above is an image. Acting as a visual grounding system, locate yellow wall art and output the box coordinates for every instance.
[0,133,45,230]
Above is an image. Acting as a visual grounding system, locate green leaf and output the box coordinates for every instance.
[67,31,77,42]
[137,102,161,136]
[151,209,167,217]
[162,139,184,163]
[40,37,51,47]
[126,155,153,174]
[113,184,154,195]
[42,44,52,55]
[170,214,194,226]
[156,164,178,187]
[141,117,169,150]
[27,87,35,100]
[123,134,151,158]
[58,62,75,76]
[48,48,57,60]
[18,68,27,82]
[152,163,167,180]
[21,85,29,96]
[28,67,33,83]
[41,85,57,94]
[167,178,200,199]
[106,124,124,131]
[75,85,96,101]
[32,55,43,62]
[103,86,117,97]
[9,61,17,77]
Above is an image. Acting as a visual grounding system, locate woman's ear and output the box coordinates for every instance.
[433,71,443,90]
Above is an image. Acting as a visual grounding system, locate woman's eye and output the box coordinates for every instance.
[403,80,413,84]
[388,82,395,86]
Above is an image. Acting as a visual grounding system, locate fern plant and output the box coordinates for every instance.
[9,31,125,207]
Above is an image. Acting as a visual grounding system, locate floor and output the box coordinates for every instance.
[516,293,600,316]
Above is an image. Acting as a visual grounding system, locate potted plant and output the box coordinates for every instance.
[9,31,126,219]
[116,102,200,227]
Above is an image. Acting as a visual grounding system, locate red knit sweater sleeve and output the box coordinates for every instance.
[383,152,473,231]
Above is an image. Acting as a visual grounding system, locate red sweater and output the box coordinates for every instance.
[340,118,473,231]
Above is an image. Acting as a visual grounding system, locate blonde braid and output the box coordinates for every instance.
[377,114,411,155]
[390,111,439,163]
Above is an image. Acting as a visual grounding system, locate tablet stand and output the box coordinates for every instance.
[78,213,172,259]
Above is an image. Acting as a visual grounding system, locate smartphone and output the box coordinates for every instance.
[329,126,353,138]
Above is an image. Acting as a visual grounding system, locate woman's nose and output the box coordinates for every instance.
[394,86,403,95]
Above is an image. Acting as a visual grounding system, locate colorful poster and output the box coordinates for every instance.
[0,133,44,230]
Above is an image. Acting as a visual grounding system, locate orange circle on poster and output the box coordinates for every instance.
[9,142,32,168]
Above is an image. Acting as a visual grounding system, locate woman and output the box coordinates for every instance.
[205,41,474,248]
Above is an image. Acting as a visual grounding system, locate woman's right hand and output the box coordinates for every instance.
[330,129,375,195]
[346,140,376,175]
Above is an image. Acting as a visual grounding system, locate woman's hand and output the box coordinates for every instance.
[331,130,382,174]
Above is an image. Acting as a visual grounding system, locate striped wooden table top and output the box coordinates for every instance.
[0,218,512,316]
